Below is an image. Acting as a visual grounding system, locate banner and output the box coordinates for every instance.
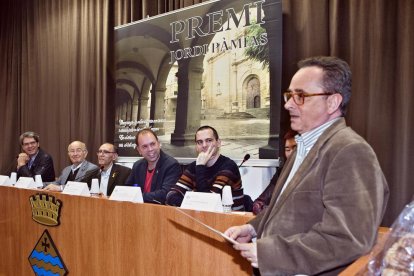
[114,0,282,162]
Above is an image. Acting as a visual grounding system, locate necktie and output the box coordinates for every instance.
[28,158,34,169]
[72,168,79,178]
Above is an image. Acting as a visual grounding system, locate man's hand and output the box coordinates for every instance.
[43,184,62,191]
[224,225,258,267]
[234,242,258,268]
[224,224,257,243]
[196,144,215,165]
[17,153,29,169]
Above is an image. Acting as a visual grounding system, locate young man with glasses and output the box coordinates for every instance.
[44,141,99,191]
[95,143,131,196]
[225,56,389,275]
[16,131,55,182]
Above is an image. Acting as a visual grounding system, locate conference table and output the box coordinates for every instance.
[0,186,253,275]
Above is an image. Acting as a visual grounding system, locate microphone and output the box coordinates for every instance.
[238,154,250,168]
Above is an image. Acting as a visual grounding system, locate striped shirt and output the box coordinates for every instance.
[166,155,245,211]
[279,118,341,197]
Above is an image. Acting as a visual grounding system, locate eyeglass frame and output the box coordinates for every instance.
[97,150,116,155]
[283,91,336,105]
[22,141,38,147]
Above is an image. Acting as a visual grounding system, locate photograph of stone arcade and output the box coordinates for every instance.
[114,0,282,160]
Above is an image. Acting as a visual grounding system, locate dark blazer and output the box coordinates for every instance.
[249,118,389,276]
[97,163,131,196]
[56,160,99,185]
[17,148,55,182]
[125,150,181,204]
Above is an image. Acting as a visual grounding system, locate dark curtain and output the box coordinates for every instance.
[0,1,22,178]
[114,0,204,26]
[0,0,412,225]
[0,0,114,174]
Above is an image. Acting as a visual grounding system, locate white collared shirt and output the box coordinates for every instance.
[100,163,113,196]
[71,162,83,173]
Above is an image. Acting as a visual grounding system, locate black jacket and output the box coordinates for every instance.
[125,150,181,204]
[17,148,55,182]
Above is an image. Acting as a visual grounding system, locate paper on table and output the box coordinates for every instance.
[175,208,239,245]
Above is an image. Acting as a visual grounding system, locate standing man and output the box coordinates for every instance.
[96,143,131,196]
[166,126,245,211]
[16,131,55,182]
[125,128,181,204]
[44,141,99,191]
[225,56,389,275]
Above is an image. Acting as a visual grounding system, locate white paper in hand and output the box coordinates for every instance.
[175,208,239,245]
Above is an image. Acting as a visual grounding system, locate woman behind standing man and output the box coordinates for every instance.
[252,129,297,215]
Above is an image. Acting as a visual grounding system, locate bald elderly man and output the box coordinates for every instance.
[44,141,99,191]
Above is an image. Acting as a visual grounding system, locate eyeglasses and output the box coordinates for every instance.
[97,150,116,155]
[283,91,335,105]
[22,141,37,147]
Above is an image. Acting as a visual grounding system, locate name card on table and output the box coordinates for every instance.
[15,177,39,189]
[62,181,91,196]
[109,186,144,203]
[180,191,223,213]
[0,175,11,186]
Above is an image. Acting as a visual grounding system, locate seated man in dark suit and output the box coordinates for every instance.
[44,141,99,191]
[96,143,131,196]
[16,131,55,182]
[125,128,181,204]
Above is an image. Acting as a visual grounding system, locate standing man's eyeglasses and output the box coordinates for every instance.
[283,91,336,105]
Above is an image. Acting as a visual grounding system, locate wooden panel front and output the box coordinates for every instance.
[0,186,253,275]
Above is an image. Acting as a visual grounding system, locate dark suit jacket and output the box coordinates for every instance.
[125,150,181,204]
[249,118,389,276]
[97,163,131,196]
[17,148,55,182]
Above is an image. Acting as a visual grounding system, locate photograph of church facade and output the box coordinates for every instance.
[164,30,270,135]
